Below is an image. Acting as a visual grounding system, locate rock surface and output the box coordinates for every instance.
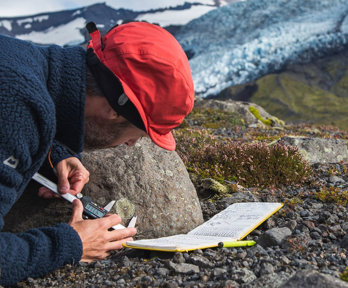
[4,138,203,239]
[258,227,292,248]
[280,270,348,288]
[279,136,348,164]
[195,98,283,127]
[4,105,348,288]
[341,234,348,249]
[82,138,203,238]
[8,141,348,288]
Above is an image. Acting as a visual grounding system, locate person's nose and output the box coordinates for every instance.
[125,138,138,146]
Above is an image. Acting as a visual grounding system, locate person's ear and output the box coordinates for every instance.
[106,107,120,120]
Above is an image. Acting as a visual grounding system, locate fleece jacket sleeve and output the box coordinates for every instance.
[50,140,82,167]
[0,72,83,286]
[0,155,83,286]
[0,199,83,286]
[0,153,82,286]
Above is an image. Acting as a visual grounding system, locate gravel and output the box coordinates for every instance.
[10,126,348,288]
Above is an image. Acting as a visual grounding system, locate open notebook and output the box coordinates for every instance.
[123,202,283,252]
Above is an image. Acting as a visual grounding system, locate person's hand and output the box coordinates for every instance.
[38,157,90,198]
[69,199,137,262]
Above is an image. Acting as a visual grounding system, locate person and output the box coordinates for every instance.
[0,21,194,285]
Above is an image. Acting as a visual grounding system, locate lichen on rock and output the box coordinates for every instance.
[115,198,135,220]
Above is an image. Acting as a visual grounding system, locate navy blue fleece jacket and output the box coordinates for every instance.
[0,34,86,285]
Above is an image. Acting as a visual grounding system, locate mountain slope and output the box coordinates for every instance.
[176,0,348,97]
[215,49,348,131]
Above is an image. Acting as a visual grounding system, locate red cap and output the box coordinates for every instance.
[86,22,194,150]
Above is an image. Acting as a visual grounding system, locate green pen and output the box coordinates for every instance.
[218,240,256,248]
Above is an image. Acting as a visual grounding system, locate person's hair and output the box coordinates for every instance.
[85,60,145,131]
[86,66,104,97]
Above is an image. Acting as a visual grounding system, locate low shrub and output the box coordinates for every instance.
[179,107,244,129]
[341,267,348,282]
[174,128,312,188]
[314,187,348,205]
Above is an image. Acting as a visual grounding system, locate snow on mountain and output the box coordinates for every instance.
[0,2,218,46]
[0,20,12,31]
[176,0,348,97]
[135,5,215,26]
[16,18,86,46]
[104,0,215,11]
[0,0,218,18]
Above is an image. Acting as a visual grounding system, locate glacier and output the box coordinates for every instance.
[176,0,348,97]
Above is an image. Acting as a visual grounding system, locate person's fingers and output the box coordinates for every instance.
[105,236,135,251]
[38,187,49,198]
[38,187,60,199]
[71,171,90,184]
[56,165,70,194]
[106,227,137,242]
[69,199,84,224]
[69,172,89,195]
[81,251,111,262]
[99,214,123,229]
[54,157,90,195]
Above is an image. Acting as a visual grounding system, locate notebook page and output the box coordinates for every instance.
[188,202,282,239]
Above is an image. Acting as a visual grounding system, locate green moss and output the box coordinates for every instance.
[332,72,348,98]
[248,106,273,126]
[314,187,348,205]
[183,107,244,129]
[251,74,348,131]
[254,135,281,142]
[284,196,303,208]
[205,178,229,194]
[325,61,341,78]
[340,267,348,282]
[200,178,232,202]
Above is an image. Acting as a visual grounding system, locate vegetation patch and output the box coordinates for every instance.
[251,73,348,131]
[179,107,244,129]
[341,267,348,282]
[248,106,273,126]
[216,51,348,131]
[314,187,348,205]
[284,196,303,208]
[248,106,285,127]
[195,178,236,201]
[174,128,313,188]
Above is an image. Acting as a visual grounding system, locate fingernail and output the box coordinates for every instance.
[60,186,69,193]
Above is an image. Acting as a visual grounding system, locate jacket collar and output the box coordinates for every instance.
[44,46,86,153]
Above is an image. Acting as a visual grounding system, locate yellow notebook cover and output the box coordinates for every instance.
[123,202,283,252]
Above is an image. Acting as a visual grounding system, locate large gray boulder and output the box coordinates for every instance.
[4,138,203,239]
[279,136,348,164]
[280,270,348,288]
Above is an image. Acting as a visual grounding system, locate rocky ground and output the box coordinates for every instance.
[9,124,348,288]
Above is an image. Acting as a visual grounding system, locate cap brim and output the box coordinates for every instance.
[118,78,176,151]
[148,129,176,151]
